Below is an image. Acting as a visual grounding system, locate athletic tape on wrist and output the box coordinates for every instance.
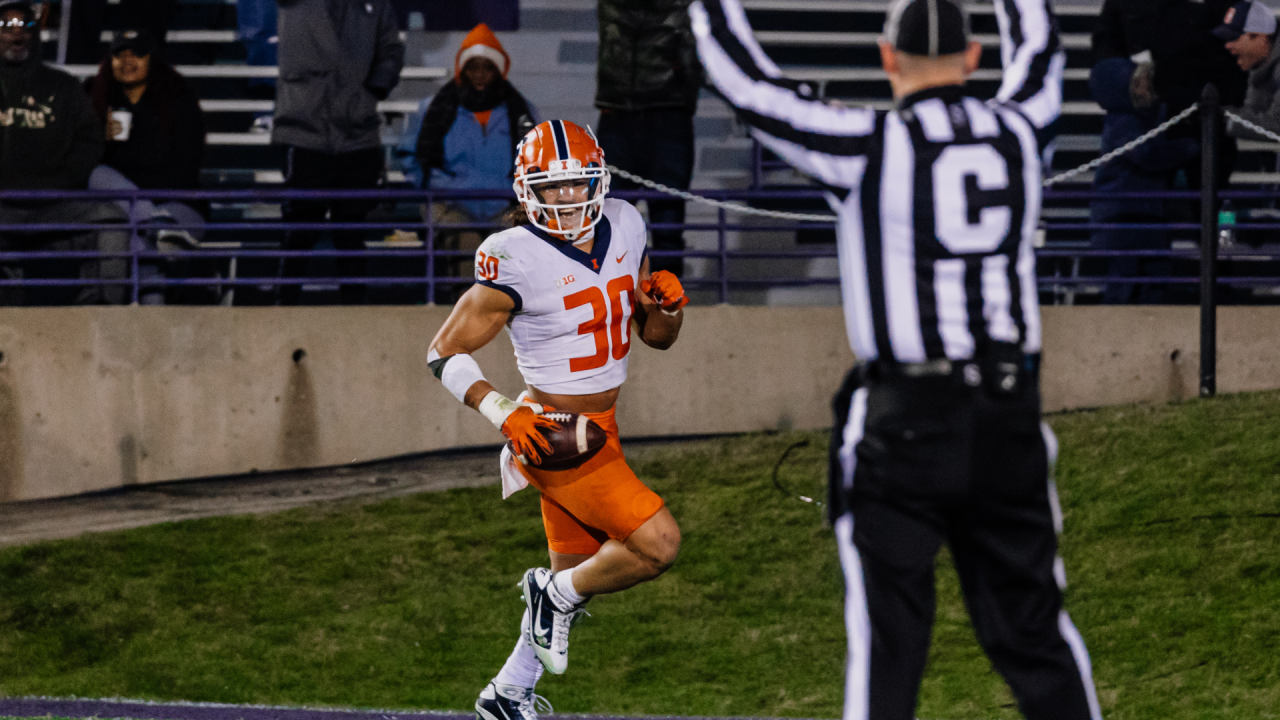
[432,351,487,404]
[477,390,522,430]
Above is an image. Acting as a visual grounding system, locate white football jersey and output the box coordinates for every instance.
[475,198,649,395]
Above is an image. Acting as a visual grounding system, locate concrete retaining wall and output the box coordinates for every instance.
[0,305,1277,502]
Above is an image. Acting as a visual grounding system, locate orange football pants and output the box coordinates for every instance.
[517,406,665,555]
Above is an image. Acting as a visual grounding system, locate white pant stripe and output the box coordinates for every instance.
[1044,422,1102,719]
[836,386,871,720]
[836,514,871,720]
[1058,610,1104,720]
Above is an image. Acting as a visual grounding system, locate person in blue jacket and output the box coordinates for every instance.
[396,24,535,302]
[1090,56,1200,304]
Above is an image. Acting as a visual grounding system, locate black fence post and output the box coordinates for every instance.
[1200,84,1220,398]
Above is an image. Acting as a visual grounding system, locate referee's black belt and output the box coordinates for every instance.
[857,349,1041,395]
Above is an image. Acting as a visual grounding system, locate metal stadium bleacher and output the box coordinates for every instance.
[16,0,1280,305]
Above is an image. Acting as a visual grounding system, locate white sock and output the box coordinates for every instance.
[493,611,545,689]
[552,566,586,606]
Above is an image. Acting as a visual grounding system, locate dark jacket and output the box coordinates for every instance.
[1089,57,1199,223]
[87,60,206,190]
[0,55,104,190]
[1226,39,1280,142]
[272,0,405,154]
[414,79,534,178]
[595,0,702,112]
[1092,0,1247,114]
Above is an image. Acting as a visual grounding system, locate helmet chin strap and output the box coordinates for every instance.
[541,203,595,243]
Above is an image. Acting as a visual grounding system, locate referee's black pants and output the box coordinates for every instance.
[830,367,1101,720]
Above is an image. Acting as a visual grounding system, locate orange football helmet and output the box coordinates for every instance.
[513,120,611,241]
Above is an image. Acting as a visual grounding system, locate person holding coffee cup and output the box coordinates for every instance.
[89,29,204,196]
[86,28,207,302]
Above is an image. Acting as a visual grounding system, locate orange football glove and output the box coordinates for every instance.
[640,270,689,313]
[502,407,561,465]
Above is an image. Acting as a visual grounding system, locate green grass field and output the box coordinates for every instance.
[2,392,1279,719]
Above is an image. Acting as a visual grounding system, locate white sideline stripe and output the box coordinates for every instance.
[755,31,1091,49]
[7,695,837,720]
[56,65,447,80]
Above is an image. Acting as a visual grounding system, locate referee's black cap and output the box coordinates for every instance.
[883,0,971,57]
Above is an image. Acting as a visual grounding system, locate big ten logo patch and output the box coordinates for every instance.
[556,274,575,288]
[476,251,500,281]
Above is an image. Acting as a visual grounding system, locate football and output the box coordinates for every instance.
[512,411,608,471]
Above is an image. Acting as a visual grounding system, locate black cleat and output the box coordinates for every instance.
[475,682,551,720]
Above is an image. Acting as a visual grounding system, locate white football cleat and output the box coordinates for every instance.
[519,567,586,674]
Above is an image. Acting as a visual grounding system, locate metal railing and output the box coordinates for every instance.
[4,86,1279,394]
[2,183,1279,304]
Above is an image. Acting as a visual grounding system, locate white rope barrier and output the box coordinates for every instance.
[619,101,1204,223]
[1042,103,1201,187]
[606,165,840,223]
[1224,109,1280,145]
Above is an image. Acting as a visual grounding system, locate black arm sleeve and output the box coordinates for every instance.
[690,0,877,189]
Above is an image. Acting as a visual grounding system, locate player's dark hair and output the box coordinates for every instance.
[503,204,533,228]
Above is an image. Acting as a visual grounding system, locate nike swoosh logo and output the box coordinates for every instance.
[616,251,628,263]
[532,595,551,643]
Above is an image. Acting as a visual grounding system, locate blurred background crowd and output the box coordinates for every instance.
[2,0,1280,306]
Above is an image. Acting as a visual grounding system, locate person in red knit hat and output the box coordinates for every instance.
[398,23,537,302]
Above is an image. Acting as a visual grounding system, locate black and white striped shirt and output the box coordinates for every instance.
[691,0,1064,363]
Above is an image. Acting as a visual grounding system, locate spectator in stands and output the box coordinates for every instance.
[595,0,702,277]
[272,0,405,305]
[1093,0,1247,188]
[1089,57,1199,304]
[88,30,206,240]
[0,0,128,305]
[1217,2,1280,141]
[85,29,206,303]
[399,23,535,301]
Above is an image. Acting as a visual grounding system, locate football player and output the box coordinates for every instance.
[427,120,688,720]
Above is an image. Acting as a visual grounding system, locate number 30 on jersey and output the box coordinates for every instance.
[476,251,500,281]
[564,276,635,372]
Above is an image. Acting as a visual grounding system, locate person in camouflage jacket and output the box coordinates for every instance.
[595,0,703,277]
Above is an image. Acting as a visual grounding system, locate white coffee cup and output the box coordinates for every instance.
[110,110,132,141]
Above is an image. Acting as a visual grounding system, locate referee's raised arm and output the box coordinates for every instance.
[992,0,1066,128]
[689,0,879,189]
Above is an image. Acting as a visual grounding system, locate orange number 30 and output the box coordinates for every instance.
[476,251,500,281]
[563,276,635,372]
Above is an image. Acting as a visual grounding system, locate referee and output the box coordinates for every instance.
[691,1,1102,719]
